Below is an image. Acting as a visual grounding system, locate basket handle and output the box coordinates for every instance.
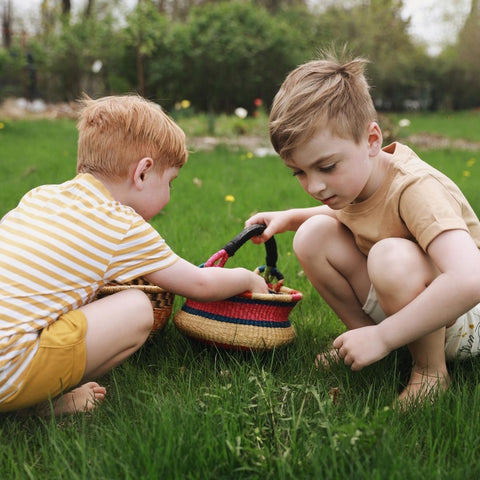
[224,224,277,265]
[203,224,279,275]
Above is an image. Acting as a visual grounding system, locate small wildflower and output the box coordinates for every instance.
[0,122,4,129]
[225,194,235,217]
[254,147,274,157]
[234,107,248,119]
[192,177,202,188]
[246,152,254,159]
[398,118,411,128]
[91,60,102,73]
[467,158,476,167]
[463,170,471,177]
[180,99,191,109]
[254,98,263,107]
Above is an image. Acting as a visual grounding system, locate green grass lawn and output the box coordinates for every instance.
[0,113,480,479]
[386,110,480,143]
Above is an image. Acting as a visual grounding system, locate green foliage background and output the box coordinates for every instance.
[2,0,480,112]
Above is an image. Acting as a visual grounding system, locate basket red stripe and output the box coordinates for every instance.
[185,298,294,322]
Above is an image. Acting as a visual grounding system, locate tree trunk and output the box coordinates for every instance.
[2,0,12,48]
[136,46,145,96]
[62,0,71,16]
[85,0,95,18]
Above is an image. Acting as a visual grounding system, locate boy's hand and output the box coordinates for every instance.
[245,210,292,244]
[246,206,330,244]
[247,270,270,294]
[332,325,391,371]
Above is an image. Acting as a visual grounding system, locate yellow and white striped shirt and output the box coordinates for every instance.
[0,173,177,402]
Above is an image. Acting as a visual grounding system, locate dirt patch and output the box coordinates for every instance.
[407,133,480,151]
[187,135,274,154]
[0,97,80,120]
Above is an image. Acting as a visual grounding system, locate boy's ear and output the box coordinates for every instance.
[367,122,383,156]
[132,157,154,189]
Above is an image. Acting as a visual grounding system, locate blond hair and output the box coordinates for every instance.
[269,52,377,160]
[76,94,188,178]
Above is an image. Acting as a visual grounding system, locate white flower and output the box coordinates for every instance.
[92,60,103,74]
[234,107,248,119]
[398,118,411,128]
[254,147,275,158]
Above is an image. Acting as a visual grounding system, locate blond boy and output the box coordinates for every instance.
[0,95,268,415]
[247,53,480,405]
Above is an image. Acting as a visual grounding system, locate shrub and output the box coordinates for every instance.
[153,1,318,113]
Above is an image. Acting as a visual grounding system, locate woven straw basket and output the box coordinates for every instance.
[96,277,174,339]
[174,224,302,350]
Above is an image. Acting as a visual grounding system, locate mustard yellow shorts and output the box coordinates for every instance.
[0,309,87,412]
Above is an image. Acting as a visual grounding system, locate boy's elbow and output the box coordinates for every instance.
[458,269,480,304]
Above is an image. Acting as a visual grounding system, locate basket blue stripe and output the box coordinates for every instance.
[181,304,292,328]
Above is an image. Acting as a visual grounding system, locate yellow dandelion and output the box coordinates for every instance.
[463,170,471,177]
[180,99,191,109]
[0,122,4,129]
[246,152,254,159]
[467,158,476,167]
[225,195,235,203]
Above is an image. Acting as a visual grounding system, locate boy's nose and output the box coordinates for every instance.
[307,177,326,196]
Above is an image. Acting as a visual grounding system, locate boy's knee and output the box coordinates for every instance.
[368,238,428,287]
[293,215,340,257]
[124,289,154,333]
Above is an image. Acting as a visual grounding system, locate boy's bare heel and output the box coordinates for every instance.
[395,366,450,409]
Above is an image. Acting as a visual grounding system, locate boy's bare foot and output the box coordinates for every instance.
[315,346,341,369]
[20,382,107,417]
[396,366,450,409]
[51,382,106,415]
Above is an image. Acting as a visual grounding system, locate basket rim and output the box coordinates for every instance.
[238,285,302,302]
[97,284,172,295]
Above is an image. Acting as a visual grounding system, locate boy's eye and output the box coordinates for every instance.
[319,163,336,173]
[292,170,304,177]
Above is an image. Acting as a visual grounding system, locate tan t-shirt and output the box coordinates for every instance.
[336,142,480,255]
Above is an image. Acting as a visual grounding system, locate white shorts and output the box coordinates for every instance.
[362,285,480,361]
